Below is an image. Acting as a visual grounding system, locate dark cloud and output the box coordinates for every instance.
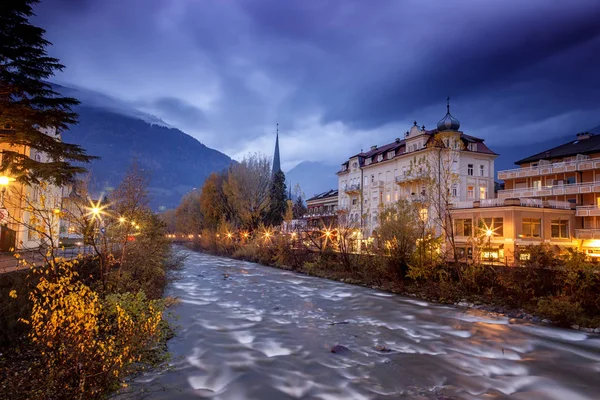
[32,0,600,166]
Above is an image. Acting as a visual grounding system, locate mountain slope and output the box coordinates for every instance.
[286,161,339,199]
[62,104,232,210]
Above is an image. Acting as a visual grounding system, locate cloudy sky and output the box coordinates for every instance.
[35,0,600,171]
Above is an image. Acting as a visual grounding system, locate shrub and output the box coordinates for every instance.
[536,296,584,327]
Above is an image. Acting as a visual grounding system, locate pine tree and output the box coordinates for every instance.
[292,195,307,219]
[0,0,95,185]
[265,170,287,226]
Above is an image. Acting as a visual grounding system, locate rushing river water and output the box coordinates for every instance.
[118,248,600,400]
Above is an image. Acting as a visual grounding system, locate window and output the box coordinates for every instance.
[479,186,487,200]
[479,165,485,176]
[455,219,473,236]
[480,217,503,236]
[388,151,395,159]
[366,157,372,165]
[551,219,569,238]
[452,186,458,197]
[468,164,474,176]
[467,185,474,199]
[352,198,357,205]
[371,174,375,183]
[522,218,541,238]
[377,154,383,162]
[566,176,576,184]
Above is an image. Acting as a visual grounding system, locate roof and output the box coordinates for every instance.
[306,189,338,202]
[339,129,496,169]
[515,133,600,165]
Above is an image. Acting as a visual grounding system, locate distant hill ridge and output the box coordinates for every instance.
[56,85,232,210]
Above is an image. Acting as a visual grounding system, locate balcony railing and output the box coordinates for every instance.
[303,211,337,218]
[450,198,575,210]
[498,181,600,198]
[395,172,429,184]
[575,229,600,239]
[576,205,600,217]
[497,157,598,180]
[343,183,361,193]
[372,180,385,188]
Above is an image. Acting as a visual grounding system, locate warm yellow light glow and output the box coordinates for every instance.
[242,232,249,238]
[131,221,136,226]
[135,225,140,230]
[119,217,125,223]
[91,207,100,215]
[291,232,296,238]
[53,208,61,214]
[226,232,233,239]
[264,232,271,238]
[485,229,493,237]
[324,230,331,237]
[0,176,14,186]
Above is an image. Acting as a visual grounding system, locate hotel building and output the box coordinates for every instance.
[451,132,600,264]
[337,101,497,239]
[303,189,338,229]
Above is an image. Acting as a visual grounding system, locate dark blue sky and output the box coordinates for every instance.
[34,0,600,170]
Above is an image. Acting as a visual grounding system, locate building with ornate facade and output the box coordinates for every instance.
[302,189,338,229]
[336,101,497,239]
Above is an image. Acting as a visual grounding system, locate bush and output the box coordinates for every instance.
[536,296,584,327]
[2,260,166,400]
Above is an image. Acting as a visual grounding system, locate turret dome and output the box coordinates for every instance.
[437,97,460,131]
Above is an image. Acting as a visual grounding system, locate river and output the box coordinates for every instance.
[117,248,600,399]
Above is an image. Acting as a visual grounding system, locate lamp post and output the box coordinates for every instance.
[485,229,493,265]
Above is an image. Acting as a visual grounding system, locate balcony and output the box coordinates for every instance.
[498,181,600,199]
[303,210,337,219]
[372,180,385,189]
[450,198,575,210]
[497,158,599,180]
[395,172,429,184]
[343,183,361,194]
[576,205,600,217]
[575,229,600,239]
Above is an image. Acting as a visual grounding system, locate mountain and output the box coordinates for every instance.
[57,85,232,210]
[286,161,339,200]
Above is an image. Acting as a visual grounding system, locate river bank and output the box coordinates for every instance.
[184,240,600,333]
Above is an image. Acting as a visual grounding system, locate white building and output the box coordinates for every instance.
[336,101,498,238]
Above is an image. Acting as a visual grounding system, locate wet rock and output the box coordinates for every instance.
[330,345,351,354]
[571,325,580,330]
[542,319,551,324]
[375,344,391,352]
[532,316,541,323]
[328,321,350,326]
[594,328,600,333]
[222,273,230,279]
[581,327,594,333]
[273,306,280,311]
[456,302,470,308]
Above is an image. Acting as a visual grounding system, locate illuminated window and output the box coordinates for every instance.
[455,218,473,236]
[480,217,503,236]
[479,186,487,199]
[551,219,569,238]
[522,218,541,238]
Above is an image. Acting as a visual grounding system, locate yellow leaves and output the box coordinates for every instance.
[9,289,17,298]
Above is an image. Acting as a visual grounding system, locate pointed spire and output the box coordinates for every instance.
[272,123,281,176]
[447,96,450,113]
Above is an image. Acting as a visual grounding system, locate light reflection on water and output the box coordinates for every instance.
[115,248,600,400]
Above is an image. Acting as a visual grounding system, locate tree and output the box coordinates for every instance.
[378,199,421,274]
[198,172,230,231]
[222,153,271,230]
[175,189,202,234]
[0,0,95,185]
[265,170,287,226]
[292,184,307,219]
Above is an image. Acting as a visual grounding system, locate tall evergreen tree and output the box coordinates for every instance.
[0,0,94,185]
[265,170,287,226]
[292,195,307,219]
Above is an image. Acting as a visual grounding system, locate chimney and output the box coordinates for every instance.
[576,132,593,140]
[371,145,377,151]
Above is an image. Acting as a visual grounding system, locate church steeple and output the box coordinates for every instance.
[272,123,281,175]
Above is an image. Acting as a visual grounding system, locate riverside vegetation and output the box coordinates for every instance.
[0,166,182,400]
[185,223,600,331]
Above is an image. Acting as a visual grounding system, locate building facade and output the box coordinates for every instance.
[1,127,64,250]
[451,132,600,264]
[337,102,497,238]
[302,189,338,229]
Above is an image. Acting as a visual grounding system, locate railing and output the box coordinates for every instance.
[343,183,361,192]
[498,181,600,198]
[480,198,504,207]
[303,211,337,218]
[520,198,543,207]
[547,200,574,209]
[372,180,385,188]
[576,205,600,217]
[451,201,474,209]
[575,229,600,239]
[395,173,428,183]
[497,157,596,179]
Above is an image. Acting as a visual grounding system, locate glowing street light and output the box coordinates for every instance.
[226,232,233,239]
[119,217,126,223]
[485,229,493,237]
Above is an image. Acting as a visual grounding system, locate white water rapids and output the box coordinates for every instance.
[115,248,600,399]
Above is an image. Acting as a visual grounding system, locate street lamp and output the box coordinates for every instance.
[0,176,15,206]
[485,229,493,264]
